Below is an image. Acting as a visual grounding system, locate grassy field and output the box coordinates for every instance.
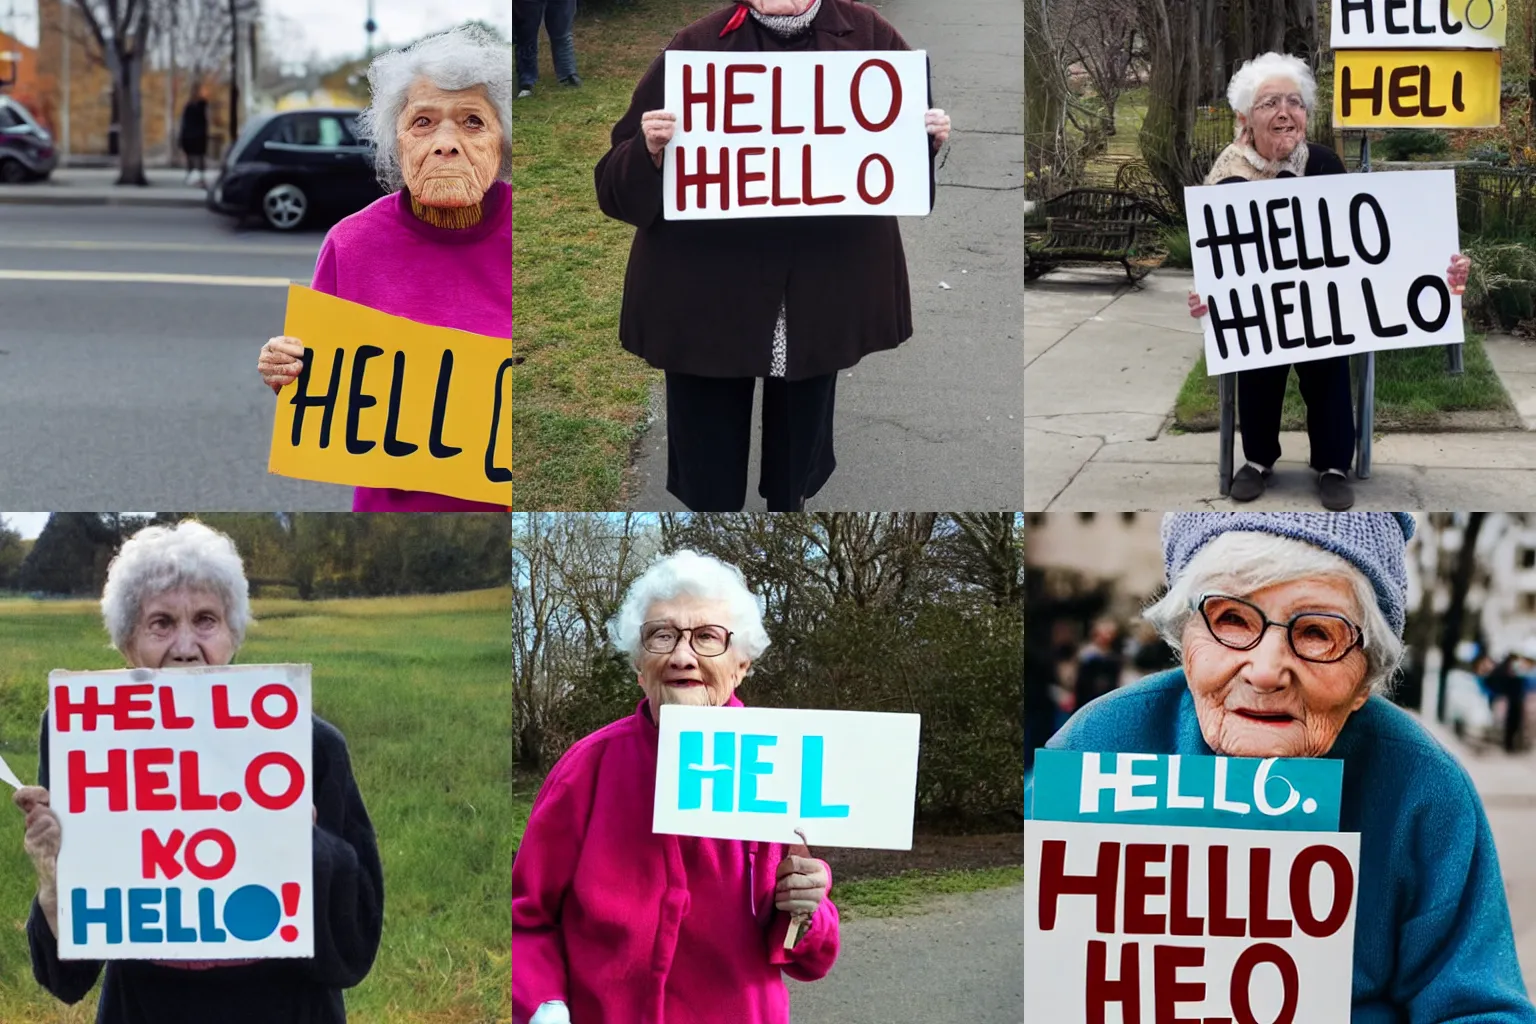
[0,590,513,1024]
[1173,335,1517,432]
[513,0,722,510]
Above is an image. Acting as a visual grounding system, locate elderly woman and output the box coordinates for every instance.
[257,25,511,513]
[12,521,384,1023]
[595,0,951,513]
[512,549,839,1024]
[1187,54,1471,511]
[1029,512,1536,1021]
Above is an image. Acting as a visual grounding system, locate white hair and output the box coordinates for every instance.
[1143,532,1403,695]
[1227,52,1317,133]
[607,550,771,670]
[356,24,513,193]
[101,521,251,652]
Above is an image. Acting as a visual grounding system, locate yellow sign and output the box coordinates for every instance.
[267,286,512,505]
[1333,49,1501,127]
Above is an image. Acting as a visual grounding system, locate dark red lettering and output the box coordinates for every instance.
[1248,848,1293,938]
[1124,843,1166,934]
[771,148,801,206]
[1209,846,1246,937]
[1037,839,1119,933]
[851,59,902,132]
[1153,945,1205,1024]
[133,748,176,811]
[814,64,846,134]
[1231,943,1299,1024]
[737,147,769,206]
[68,748,128,813]
[1291,844,1354,938]
[802,145,843,206]
[771,67,804,134]
[682,61,716,133]
[724,64,765,133]
[856,153,895,205]
[1085,940,1140,1024]
[676,146,731,212]
[1169,845,1204,935]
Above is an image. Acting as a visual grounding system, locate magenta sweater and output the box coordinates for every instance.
[511,696,841,1024]
[307,180,511,512]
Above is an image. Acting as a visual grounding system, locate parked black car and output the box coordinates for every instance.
[0,95,57,183]
[208,108,384,230]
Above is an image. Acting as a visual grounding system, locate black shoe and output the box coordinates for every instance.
[1229,464,1269,502]
[1319,470,1355,510]
[560,74,582,87]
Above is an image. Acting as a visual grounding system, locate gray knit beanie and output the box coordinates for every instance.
[1161,513,1416,638]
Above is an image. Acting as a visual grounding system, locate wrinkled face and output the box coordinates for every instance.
[744,0,816,13]
[123,586,236,669]
[636,594,750,722]
[1245,75,1308,162]
[1182,577,1369,758]
[397,78,503,207]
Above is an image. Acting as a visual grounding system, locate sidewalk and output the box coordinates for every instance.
[0,167,208,208]
[1025,268,1536,510]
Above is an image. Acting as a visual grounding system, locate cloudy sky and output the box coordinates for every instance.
[2,513,50,541]
[5,1,510,62]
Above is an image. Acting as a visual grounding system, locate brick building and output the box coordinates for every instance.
[0,27,43,113]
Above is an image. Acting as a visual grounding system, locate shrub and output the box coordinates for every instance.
[1460,237,1536,328]
[1159,224,1193,268]
[1377,129,1450,161]
[1468,142,1512,167]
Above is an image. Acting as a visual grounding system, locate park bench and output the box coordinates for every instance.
[1025,187,1160,285]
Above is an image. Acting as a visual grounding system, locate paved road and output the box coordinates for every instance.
[628,0,1024,510]
[0,205,351,508]
[788,885,1024,1022]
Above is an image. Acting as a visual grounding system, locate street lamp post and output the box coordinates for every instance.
[365,0,376,60]
[229,0,239,144]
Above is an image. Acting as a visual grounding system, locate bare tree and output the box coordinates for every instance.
[67,0,157,184]
[1058,0,1141,135]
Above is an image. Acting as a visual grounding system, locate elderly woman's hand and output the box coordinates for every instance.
[1188,290,1208,319]
[641,110,678,168]
[15,786,61,936]
[925,108,951,150]
[774,855,829,915]
[259,336,306,395]
[1447,253,1471,296]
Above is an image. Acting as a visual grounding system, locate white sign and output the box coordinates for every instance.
[1331,0,1506,49]
[1185,169,1463,375]
[1025,820,1359,1024]
[0,751,24,790]
[662,49,932,220]
[50,665,314,960]
[653,705,920,849]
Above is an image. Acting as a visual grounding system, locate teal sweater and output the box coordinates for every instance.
[1026,669,1535,1023]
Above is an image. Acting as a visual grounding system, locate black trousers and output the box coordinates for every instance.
[1238,355,1355,473]
[664,371,837,512]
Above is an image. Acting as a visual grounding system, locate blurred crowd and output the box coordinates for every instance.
[1444,640,1536,757]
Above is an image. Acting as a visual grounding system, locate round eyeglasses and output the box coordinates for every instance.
[1196,594,1362,664]
[641,621,733,657]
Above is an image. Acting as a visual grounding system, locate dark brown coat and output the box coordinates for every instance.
[594,0,935,380]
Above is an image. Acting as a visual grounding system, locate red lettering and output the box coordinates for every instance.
[676,146,730,212]
[1169,845,1205,936]
[1248,848,1293,938]
[724,64,765,133]
[802,145,844,206]
[737,147,769,206]
[53,684,105,732]
[1153,945,1205,1024]
[251,684,299,730]
[246,752,305,811]
[851,59,902,132]
[1124,843,1166,934]
[771,148,801,206]
[68,748,128,812]
[1037,839,1119,933]
[133,748,177,811]
[771,67,804,134]
[1085,940,1140,1024]
[179,752,218,811]
[1291,844,1354,938]
[1208,846,1245,937]
[1231,943,1299,1024]
[184,828,237,880]
[814,64,846,135]
[856,153,894,205]
[158,687,194,729]
[682,61,716,133]
[118,684,155,729]
[212,685,249,729]
[142,827,185,880]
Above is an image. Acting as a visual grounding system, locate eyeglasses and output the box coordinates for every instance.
[641,621,733,657]
[1196,594,1362,664]
[1253,93,1306,113]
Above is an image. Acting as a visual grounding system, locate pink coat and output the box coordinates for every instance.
[512,696,840,1024]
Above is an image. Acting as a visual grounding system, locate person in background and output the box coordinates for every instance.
[1488,650,1529,754]
[1128,619,1176,675]
[1073,618,1123,710]
[514,0,581,99]
[179,85,210,189]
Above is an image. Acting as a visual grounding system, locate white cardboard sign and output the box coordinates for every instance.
[50,665,314,960]
[662,49,932,220]
[653,705,920,849]
[1330,0,1506,49]
[1025,819,1360,1024]
[1185,169,1463,375]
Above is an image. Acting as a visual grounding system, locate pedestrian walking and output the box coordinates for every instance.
[179,85,210,188]
[1487,653,1527,755]
[514,0,581,98]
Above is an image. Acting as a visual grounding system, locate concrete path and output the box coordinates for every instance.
[1026,267,1536,510]
[0,167,207,208]
[628,0,1024,511]
[788,885,1023,1022]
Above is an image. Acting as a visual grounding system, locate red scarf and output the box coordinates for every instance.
[720,3,750,36]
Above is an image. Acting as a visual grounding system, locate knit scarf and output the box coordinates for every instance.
[1203,137,1309,185]
[722,0,823,38]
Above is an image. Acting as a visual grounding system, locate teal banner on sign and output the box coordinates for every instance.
[1030,750,1342,831]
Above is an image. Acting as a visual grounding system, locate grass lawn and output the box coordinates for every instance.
[833,866,1024,920]
[0,590,513,1024]
[1174,334,1517,432]
[513,0,722,510]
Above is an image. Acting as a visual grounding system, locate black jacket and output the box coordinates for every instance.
[27,714,384,1024]
[179,99,209,153]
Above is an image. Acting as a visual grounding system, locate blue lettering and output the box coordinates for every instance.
[799,736,850,818]
[198,887,227,942]
[71,887,123,945]
[738,734,788,814]
[679,730,735,812]
[127,888,163,942]
[165,888,198,942]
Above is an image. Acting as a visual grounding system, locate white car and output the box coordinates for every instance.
[1445,668,1498,746]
